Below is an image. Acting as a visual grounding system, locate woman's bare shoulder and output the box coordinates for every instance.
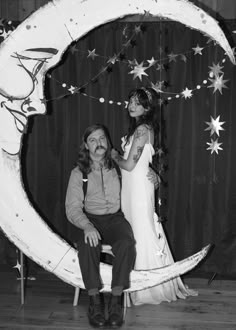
[134,124,149,136]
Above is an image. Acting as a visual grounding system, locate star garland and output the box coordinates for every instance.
[45,39,232,106]
[0,16,234,159]
[0,16,234,107]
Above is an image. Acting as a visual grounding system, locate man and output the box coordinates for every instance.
[65,124,136,328]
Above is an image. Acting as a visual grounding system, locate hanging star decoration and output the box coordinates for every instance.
[129,61,148,81]
[107,54,117,65]
[13,259,21,275]
[208,62,224,77]
[168,52,178,62]
[181,87,193,99]
[68,85,77,94]
[147,57,157,67]
[206,139,223,154]
[208,74,229,94]
[134,24,142,34]
[205,116,225,136]
[192,44,204,55]
[69,44,79,55]
[151,81,165,93]
[156,63,164,71]
[128,58,138,68]
[87,49,98,60]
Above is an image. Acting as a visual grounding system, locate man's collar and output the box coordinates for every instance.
[90,159,105,171]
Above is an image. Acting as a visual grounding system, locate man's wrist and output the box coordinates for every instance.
[84,222,94,230]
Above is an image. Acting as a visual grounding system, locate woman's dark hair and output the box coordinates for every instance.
[125,87,162,152]
[76,124,114,174]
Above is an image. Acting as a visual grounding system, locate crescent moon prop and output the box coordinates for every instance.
[0,0,233,291]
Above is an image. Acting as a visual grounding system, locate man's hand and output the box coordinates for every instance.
[147,167,161,190]
[84,223,101,247]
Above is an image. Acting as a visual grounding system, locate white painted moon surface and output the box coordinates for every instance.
[0,0,233,291]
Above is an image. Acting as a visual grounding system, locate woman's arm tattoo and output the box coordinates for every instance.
[133,146,144,163]
[134,126,147,140]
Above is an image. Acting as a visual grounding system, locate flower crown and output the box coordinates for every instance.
[141,87,152,103]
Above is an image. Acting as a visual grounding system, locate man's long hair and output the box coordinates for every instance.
[76,124,114,174]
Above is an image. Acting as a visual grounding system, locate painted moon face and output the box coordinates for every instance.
[0,0,233,291]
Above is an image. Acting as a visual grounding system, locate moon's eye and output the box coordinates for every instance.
[0,0,233,290]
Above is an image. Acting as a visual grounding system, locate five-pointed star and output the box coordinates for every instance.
[128,59,138,68]
[208,62,224,77]
[134,25,142,34]
[107,54,117,65]
[192,44,204,55]
[206,139,223,154]
[205,115,225,136]
[168,52,178,62]
[156,63,164,71]
[181,87,193,99]
[70,44,79,54]
[151,81,165,92]
[87,49,98,60]
[208,74,229,94]
[129,61,148,81]
[147,57,157,67]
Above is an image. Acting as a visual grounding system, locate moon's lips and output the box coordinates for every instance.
[0,0,233,290]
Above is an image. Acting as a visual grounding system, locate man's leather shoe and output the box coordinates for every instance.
[87,294,106,328]
[107,295,124,328]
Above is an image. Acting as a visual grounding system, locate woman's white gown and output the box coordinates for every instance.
[121,135,197,305]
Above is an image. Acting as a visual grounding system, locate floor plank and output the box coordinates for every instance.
[0,265,235,329]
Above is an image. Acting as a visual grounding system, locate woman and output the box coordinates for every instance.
[111,87,197,305]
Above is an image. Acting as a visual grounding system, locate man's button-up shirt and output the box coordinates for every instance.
[65,166,121,230]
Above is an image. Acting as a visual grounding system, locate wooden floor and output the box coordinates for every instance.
[0,265,236,330]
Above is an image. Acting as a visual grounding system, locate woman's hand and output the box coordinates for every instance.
[111,148,120,162]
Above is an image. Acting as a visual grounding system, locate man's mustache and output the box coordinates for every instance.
[95,146,106,151]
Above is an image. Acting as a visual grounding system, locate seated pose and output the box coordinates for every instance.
[112,87,197,305]
[65,124,136,328]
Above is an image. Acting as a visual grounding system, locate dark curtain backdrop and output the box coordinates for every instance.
[19,18,236,277]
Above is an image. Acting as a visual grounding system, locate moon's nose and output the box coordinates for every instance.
[0,59,34,99]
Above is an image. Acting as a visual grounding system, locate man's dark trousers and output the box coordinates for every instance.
[76,211,136,291]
